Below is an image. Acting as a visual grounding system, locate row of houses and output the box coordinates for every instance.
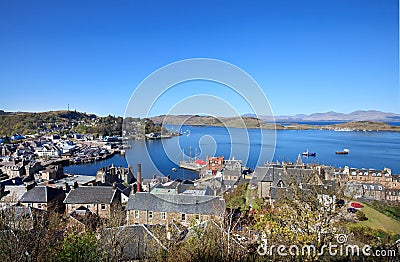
[0,164,227,229]
[252,160,323,201]
[0,158,63,183]
[252,158,400,203]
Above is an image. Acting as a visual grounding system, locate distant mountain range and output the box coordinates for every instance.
[244,110,400,122]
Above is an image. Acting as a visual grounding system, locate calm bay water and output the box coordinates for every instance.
[64,126,400,180]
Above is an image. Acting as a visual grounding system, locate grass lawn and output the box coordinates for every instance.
[359,203,400,235]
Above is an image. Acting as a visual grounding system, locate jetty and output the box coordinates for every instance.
[179,160,202,172]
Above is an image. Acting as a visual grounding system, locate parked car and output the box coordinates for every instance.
[336,199,345,207]
[347,207,358,213]
[351,202,364,209]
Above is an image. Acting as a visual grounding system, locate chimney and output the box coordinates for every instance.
[136,163,142,192]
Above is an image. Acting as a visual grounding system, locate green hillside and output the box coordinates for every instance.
[0,110,122,137]
[359,204,400,234]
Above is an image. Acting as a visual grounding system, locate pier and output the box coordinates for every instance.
[179,161,202,172]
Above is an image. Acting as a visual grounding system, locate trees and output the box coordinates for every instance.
[58,232,99,262]
[253,175,347,260]
[0,207,62,261]
[224,183,249,211]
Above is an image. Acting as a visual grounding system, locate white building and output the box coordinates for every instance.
[36,144,62,157]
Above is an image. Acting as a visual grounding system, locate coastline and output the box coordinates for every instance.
[163,121,400,132]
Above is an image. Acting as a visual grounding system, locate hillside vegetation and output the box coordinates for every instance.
[0,110,122,137]
[359,204,400,234]
[151,115,263,128]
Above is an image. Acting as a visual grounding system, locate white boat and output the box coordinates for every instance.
[336,149,350,154]
[302,150,316,157]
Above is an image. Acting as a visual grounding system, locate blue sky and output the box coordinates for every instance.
[0,0,398,117]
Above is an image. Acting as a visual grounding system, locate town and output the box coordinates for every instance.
[0,131,399,260]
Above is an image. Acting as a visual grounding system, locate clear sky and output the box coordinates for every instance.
[0,0,398,117]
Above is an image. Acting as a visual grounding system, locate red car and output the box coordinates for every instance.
[351,202,364,209]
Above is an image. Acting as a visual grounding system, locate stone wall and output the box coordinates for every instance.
[127,210,216,226]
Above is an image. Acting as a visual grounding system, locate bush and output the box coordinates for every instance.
[224,183,249,211]
[347,223,398,245]
[58,232,100,262]
[356,210,368,221]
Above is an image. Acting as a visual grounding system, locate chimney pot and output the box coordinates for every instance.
[137,163,142,192]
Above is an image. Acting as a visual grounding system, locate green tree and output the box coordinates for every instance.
[253,176,347,261]
[58,232,100,262]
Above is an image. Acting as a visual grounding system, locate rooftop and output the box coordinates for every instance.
[20,186,64,203]
[125,192,225,216]
[64,186,117,204]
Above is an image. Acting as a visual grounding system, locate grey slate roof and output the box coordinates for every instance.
[63,186,117,204]
[20,186,64,203]
[125,192,225,216]
[256,166,315,185]
[223,169,241,178]
[1,185,27,202]
[120,186,132,197]
[102,224,166,260]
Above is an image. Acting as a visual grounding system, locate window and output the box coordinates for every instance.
[86,204,91,209]
[28,203,32,207]
[161,212,166,220]
[71,204,75,210]
[148,211,153,219]
[37,203,42,209]
[181,213,186,221]
[195,214,200,221]
[134,210,139,219]
[101,204,106,210]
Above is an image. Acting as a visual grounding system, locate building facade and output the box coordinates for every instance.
[126,192,225,227]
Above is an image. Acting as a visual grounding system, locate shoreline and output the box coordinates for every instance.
[164,122,400,132]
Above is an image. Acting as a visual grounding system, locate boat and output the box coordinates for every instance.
[172,167,177,172]
[302,150,316,157]
[336,149,350,155]
[145,132,161,139]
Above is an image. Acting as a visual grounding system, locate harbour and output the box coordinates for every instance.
[64,126,400,178]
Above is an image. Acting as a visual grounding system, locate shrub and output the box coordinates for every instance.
[356,210,368,221]
[58,232,100,262]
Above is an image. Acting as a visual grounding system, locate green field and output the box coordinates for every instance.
[359,204,400,234]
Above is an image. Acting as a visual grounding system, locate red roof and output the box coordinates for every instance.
[196,159,206,165]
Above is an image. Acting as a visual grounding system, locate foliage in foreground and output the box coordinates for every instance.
[58,232,99,262]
